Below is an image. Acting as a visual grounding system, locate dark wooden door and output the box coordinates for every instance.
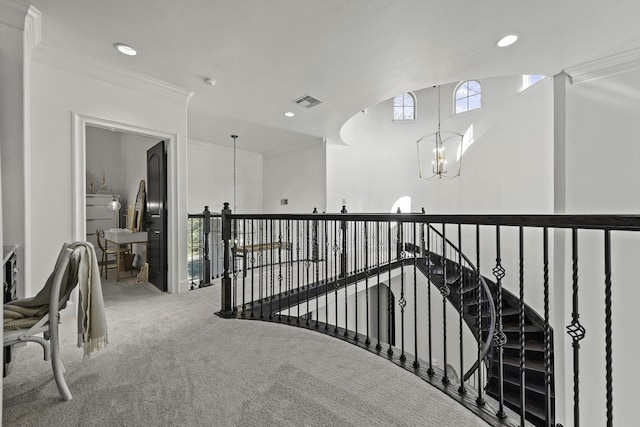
[147,141,167,292]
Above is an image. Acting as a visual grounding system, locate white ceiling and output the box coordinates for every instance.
[27,0,640,153]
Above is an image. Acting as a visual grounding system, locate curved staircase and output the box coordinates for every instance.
[417,248,555,427]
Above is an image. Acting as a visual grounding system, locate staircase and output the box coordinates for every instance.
[417,249,554,427]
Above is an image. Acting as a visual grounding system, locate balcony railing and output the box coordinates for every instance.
[199,202,640,427]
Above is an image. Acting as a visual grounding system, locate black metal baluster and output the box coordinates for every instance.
[441,224,450,384]
[519,226,526,425]
[342,209,348,337]
[458,224,466,395]
[376,221,382,351]
[413,222,419,369]
[324,219,329,330]
[268,219,273,319]
[334,221,339,333]
[232,219,238,314]
[365,221,371,345]
[296,220,301,324]
[475,224,484,405]
[399,220,406,362]
[566,228,585,427]
[494,225,506,418]
[542,227,551,425]
[387,221,393,356]
[314,210,319,328]
[242,219,246,314]
[286,219,291,322]
[277,220,283,320]
[304,220,311,325]
[259,220,264,319]
[604,229,613,427]
[427,222,434,376]
[354,220,359,341]
[250,219,255,317]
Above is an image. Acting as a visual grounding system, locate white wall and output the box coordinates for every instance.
[262,140,326,213]
[557,67,640,427]
[86,126,123,198]
[29,55,190,295]
[332,76,554,215]
[187,140,263,214]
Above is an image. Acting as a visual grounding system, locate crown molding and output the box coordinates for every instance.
[32,42,194,103]
[564,47,640,84]
[0,0,28,30]
[24,6,41,56]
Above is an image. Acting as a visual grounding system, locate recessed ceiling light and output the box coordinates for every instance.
[496,34,519,48]
[284,112,295,118]
[114,43,137,56]
[204,78,216,86]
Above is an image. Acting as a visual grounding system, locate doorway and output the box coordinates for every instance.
[72,113,183,294]
[84,126,159,284]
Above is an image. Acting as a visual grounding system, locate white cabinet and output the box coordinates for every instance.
[86,194,120,261]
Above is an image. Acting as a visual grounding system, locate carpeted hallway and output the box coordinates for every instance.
[3,276,489,426]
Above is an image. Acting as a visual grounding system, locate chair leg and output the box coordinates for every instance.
[49,313,72,401]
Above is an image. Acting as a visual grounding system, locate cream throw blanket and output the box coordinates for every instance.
[3,242,108,357]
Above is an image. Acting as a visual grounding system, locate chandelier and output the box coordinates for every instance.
[416,86,463,180]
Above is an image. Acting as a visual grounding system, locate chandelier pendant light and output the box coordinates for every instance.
[416,85,463,180]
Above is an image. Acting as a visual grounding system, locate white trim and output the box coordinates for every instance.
[564,47,640,84]
[33,43,194,103]
[72,113,182,294]
[24,6,41,57]
[0,0,28,30]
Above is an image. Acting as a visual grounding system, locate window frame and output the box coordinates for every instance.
[392,92,417,121]
[454,80,482,114]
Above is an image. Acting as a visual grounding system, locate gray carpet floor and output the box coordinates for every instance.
[3,277,489,426]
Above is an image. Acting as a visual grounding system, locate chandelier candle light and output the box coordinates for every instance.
[416,85,463,180]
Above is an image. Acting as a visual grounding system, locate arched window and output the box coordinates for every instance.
[393,92,416,120]
[455,80,481,114]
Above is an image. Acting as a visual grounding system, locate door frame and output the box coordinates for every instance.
[71,113,182,293]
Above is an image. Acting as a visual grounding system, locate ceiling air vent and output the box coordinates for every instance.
[293,94,322,108]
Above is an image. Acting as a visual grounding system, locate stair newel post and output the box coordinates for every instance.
[221,202,233,316]
[566,228,585,427]
[341,206,349,336]
[287,219,292,322]
[493,225,506,419]
[518,226,526,425]
[427,222,434,376]
[413,221,420,369]
[458,224,466,395]
[202,206,211,286]
[376,221,382,351]
[268,219,273,318]
[441,223,449,384]
[387,220,394,356]
[475,224,485,405]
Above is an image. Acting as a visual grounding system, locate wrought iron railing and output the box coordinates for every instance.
[207,203,639,427]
